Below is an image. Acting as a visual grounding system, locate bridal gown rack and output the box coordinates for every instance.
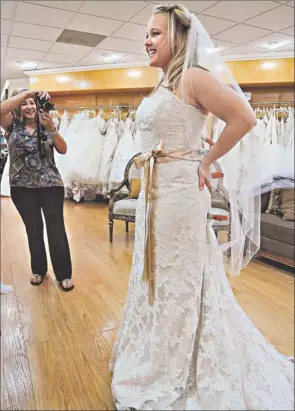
[55,105,142,202]
[251,101,294,193]
[250,100,294,106]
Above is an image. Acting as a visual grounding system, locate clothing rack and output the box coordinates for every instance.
[56,104,139,110]
[250,101,294,106]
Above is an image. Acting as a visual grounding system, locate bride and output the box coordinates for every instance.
[110,4,294,410]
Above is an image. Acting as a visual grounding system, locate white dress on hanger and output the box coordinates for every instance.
[72,114,105,184]
[110,86,294,411]
[279,117,285,147]
[59,110,69,138]
[109,117,137,191]
[56,110,90,187]
[99,118,119,196]
[285,107,294,148]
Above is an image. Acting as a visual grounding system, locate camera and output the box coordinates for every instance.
[36,96,55,113]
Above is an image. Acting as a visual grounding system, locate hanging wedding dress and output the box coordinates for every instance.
[110,86,294,411]
[56,110,90,188]
[59,110,69,138]
[99,117,119,197]
[108,117,138,192]
[285,107,294,148]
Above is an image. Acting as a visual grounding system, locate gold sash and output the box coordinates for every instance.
[134,140,204,305]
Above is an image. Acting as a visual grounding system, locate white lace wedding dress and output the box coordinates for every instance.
[110,86,294,411]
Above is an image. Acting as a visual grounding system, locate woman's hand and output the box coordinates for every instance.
[198,158,224,192]
[202,136,214,147]
[39,109,55,132]
[198,159,212,192]
[25,90,50,101]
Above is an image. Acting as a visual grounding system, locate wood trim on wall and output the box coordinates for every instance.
[30,58,294,93]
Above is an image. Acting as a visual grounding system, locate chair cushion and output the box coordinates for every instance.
[113,199,138,216]
[210,207,230,226]
[130,178,141,199]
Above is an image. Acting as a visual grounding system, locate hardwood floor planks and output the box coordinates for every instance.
[1,197,293,410]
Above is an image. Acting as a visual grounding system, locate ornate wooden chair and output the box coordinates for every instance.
[108,154,141,243]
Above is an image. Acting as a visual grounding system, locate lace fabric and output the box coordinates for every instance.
[110,87,294,410]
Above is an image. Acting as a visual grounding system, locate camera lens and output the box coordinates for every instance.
[43,101,55,112]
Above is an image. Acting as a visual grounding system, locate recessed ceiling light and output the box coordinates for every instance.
[100,52,123,62]
[266,40,283,50]
[16,60,35,68]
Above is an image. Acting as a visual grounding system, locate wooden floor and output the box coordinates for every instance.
[1,197,294,410]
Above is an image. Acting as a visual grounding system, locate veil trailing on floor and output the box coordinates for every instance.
[177,9,263,275]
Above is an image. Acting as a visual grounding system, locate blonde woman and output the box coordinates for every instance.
[110,4,293,410]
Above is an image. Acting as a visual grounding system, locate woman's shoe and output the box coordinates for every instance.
[60,279,74,292]
[30,274,46,286]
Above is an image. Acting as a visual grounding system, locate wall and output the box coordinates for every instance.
[29,58,294,94]
[8,77,30,97]
[30,66,160,93]
[29,58,294,112]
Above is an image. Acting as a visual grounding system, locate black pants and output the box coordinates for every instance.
[11,186,72,281]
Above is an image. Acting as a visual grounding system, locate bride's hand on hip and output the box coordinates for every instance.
[198,159,224,192]
[198,160,212,192]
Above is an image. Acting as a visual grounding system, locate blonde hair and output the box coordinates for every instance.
[11,88,32,126]
[153,4,191,92]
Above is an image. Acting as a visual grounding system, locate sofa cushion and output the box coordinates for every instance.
[260,236,294,261]
[261,212,294,245]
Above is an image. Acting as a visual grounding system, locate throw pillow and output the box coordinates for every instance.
[280,188,295,221]
[266,189,281,215]
[130,178,141,199]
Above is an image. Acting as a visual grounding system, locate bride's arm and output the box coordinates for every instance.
[182,68,256,189]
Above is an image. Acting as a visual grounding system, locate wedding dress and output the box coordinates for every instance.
[99,118,119,197]
[109,117,137,192]
[56,110,90,187]
[110,86,294,410]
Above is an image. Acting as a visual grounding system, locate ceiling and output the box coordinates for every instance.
[1,0,294,83]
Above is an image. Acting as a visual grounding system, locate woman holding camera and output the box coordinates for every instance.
[0,88,74,291]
